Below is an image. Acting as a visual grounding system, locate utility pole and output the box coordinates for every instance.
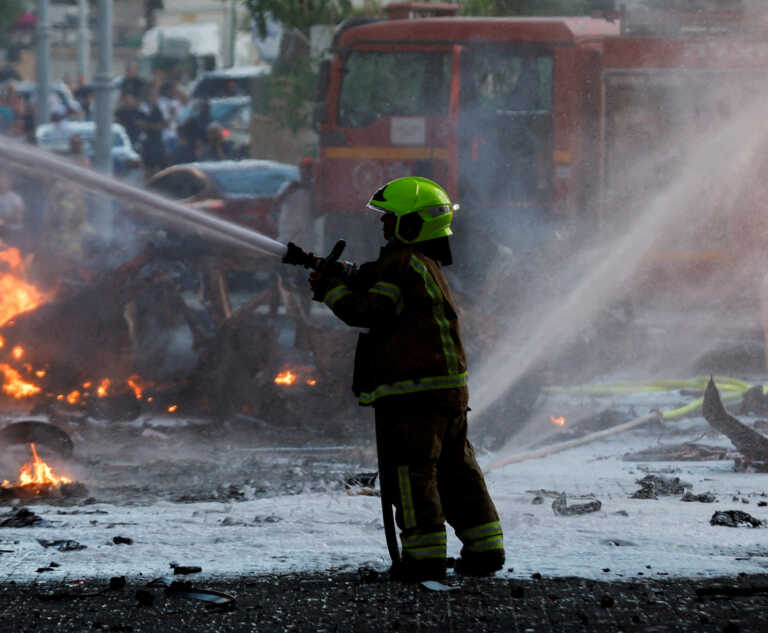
[35,0,51,127]
[93,0,113,174]
[228,0,237,67]
[77,0,90,82]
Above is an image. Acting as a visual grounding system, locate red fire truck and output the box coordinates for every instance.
[312,2,768,324]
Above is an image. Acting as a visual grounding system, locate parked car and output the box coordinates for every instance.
[146,159,299,235]
[35,121,143,184]
[4,81,83,119]
[190,65,270,100]
[179,96,252,156]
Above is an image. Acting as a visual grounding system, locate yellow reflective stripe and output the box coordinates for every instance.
[464,535,505,553]
[403,545,446,560]
[402,531,447,547]
[358,371,468,405]
[323,284,352,309]
[397,466,417,529]
[408,255,459,375]
[458,521,503,542]
[369,281,403,313]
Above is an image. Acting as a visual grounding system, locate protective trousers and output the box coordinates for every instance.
[374,388,503,568]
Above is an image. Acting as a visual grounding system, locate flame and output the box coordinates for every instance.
[11,345,23,360]
[1,443,72,487]
[126,375,144,399]
[66,390,81,405]
[35,369,46,378]
[167,404,178,413]
[96,378,110,398]
[0,336,5,348]
[0,364,40,398]
[549,415,566,427]
[274,370,297,386]
[0,248,47,327]
[82,381,92,389]
[306,378,317,386]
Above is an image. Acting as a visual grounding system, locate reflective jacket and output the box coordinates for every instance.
[321,241,468,406]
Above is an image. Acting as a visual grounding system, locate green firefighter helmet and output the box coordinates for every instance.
[367,176,457,244]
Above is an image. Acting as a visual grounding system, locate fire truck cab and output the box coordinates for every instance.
[313,5,619,271]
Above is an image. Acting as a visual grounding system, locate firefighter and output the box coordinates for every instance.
[308,177,504,581]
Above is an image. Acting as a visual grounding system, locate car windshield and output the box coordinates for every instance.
[39,128,125,153]
[210,165,298,196]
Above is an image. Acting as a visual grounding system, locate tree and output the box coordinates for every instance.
[245,0,354,39]
[0,0,25,46]
[459,0,597,15]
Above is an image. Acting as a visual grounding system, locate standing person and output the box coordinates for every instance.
[114,94,141,146]
[137,87,167,180]
[304,177,505,581]
[200,122,234,161]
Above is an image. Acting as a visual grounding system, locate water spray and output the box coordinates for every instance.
[0,139,289,259]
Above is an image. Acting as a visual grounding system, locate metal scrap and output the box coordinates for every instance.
[552,492,602,516]
[710,510,764,528]
[38,539,87,551]
[631,474,691,499]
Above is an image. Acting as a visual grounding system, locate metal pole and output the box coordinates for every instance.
[77,0,90,82]
[93,0,113,174]
[229,0,237,67]
[35,0,51,127]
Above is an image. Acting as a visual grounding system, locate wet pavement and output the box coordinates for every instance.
[1,571,767,632]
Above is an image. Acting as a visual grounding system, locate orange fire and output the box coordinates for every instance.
[66,390,81,405]
[167,404,178,413]
[1,443,71,487]
[0,247,47,327]
[274,370,297,386]
[97,378,111,398]
[549,415,566,427]
[126,375,144,399]
[0,364,40,398]
[11,345,23,360]
[306,378,317,386]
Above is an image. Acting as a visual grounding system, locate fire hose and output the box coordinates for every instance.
[486,376,762,472]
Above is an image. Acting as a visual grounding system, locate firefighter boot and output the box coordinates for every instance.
[454,549,505,577]
[394,553,447,582]
[455,521,505,576]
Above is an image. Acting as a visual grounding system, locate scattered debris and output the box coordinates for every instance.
[552,492,602,516]
[702,379,768,463]
[171,563,202,575]
[531,496,545,505]
[421,580,458,592]
[166,581,236,610]
[38,539,87,551]
[623,443,730,462]
[0,507,51,527]
[112,536,133,545]
[631,475,691,499]
[710,510,764,528]
[344,472,378,489]
[697,583,768,599]
[681,491,716,503]
[601,539,637,547]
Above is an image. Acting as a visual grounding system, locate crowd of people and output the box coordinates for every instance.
[0,61,239,181]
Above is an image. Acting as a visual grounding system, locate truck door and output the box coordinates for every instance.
[458,44,554,214]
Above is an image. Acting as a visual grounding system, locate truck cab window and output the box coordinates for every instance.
[338,51,451,127]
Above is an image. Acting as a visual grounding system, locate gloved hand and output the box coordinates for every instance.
[308,271,344,302]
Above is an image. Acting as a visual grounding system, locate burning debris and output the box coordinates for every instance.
[0,442,85,501]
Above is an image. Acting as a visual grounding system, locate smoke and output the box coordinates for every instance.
[468,81,768,436]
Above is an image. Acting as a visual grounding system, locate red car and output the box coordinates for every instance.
[147,159,299,236]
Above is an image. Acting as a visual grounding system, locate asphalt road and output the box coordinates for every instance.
[1,571,767,632]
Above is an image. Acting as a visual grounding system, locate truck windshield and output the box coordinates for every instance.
[338,51,452,127]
